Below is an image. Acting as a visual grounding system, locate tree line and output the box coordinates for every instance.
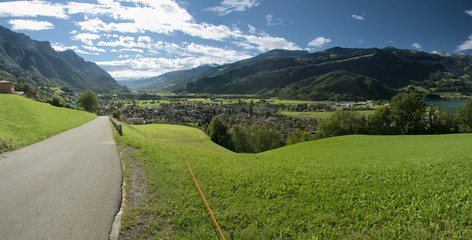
[208,92,472,153]
[317,92,472,138]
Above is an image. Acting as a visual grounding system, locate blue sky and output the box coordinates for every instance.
[0,0,471,80]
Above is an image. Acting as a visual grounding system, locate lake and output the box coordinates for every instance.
[425,99,468,114]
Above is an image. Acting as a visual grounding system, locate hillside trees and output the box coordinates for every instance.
[231,124,285,153]
[78,90,99,112]
[208,117,233,150]
[316,111,367,138]
[456,99,472,132]
[389,92,426,134]
[316,93,461,139]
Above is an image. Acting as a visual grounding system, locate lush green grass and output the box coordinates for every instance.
[132,124,231,153]
[0,95,96,152]
[114,122,472,239]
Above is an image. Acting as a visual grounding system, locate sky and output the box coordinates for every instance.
[0,0,471,80]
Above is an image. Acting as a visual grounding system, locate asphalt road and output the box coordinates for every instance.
[0,116,122,240]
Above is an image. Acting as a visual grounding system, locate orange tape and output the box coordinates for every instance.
[180,149,226,240]
[158,139,226,239]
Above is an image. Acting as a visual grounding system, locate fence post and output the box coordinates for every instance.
[110,117,123,136]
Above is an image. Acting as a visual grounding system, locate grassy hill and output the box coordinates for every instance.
[115,123,472,239]
[0,95,96,152]
[132,124,231,153]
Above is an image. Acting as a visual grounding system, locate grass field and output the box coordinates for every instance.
[0,95,96,153]
[132,124,231,153]
[114,122,472,239]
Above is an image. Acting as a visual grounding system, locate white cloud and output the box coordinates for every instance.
[97,42,252,80]
[308,37,331,47]
[138,36,152,42]
[412,42,422,49]
[72,33,101,45]
[248,24,256,34]
[82,45,106,52]
[466,10,472,16]
[242,34,301,52]
[266,14,273,24]
[456,34,472,52]
[266,14,284,26]
[51,43,79,52]
[120,48,144,53]
[351,14,365,21]
[8,19,54,31]
[0,0,67,18]
[75,49,99,55]
[204,0,260,16]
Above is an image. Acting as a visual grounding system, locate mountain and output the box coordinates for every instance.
[0,25,120,93]
[183,47,472,100]
[119,64,215,92]
[266,70,395,101]
[122,49,310,92]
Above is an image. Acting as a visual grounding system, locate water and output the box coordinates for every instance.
[425,99,468,114]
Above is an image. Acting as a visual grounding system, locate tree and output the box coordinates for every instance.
[316,111,366,138]
[425,106,457,134]
[456,99,472,132]
[78,90,99,112]
[287,130,313,145]
[389,92,426,134]
[367,106,393,135]
[209,117,233,150]
[49,95,67,107]
[248,100,254,116]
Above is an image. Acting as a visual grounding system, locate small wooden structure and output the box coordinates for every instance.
[0,80,14,94]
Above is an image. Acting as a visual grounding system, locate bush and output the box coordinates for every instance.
[112,109,121,119]
[49,96,67,107]
[0,136,16,153]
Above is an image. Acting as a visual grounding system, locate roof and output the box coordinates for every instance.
[0,80,12,84]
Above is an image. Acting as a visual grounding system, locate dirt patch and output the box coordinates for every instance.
[123,146,146,206]
[123,146,146,207]
[121,146,150,239]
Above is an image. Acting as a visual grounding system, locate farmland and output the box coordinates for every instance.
[114,122,472,239]
[0,95,96,152]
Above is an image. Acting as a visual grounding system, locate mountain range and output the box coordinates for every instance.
[0,25,120,93]
[122,47,472,100]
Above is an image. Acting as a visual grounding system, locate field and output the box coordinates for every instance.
[0,95,96,153]
[114,122,472,239]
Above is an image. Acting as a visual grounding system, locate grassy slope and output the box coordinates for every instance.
[132,124,231,153]
[0,95,96,152]
[115,123,472,239]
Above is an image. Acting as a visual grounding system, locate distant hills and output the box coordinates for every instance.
[124,47,472,100]
[0,25,120,93]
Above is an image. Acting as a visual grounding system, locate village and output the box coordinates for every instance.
[101,97,376,138]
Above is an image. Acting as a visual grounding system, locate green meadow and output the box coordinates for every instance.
[114,122,472,239]
[0,95,96,152]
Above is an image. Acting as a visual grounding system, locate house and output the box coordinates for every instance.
[0,80,14,94]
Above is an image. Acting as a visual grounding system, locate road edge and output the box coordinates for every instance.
[109,149,126,240]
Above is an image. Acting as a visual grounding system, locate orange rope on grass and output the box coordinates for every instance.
[180,149,226,240]
[135,127,226,239]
